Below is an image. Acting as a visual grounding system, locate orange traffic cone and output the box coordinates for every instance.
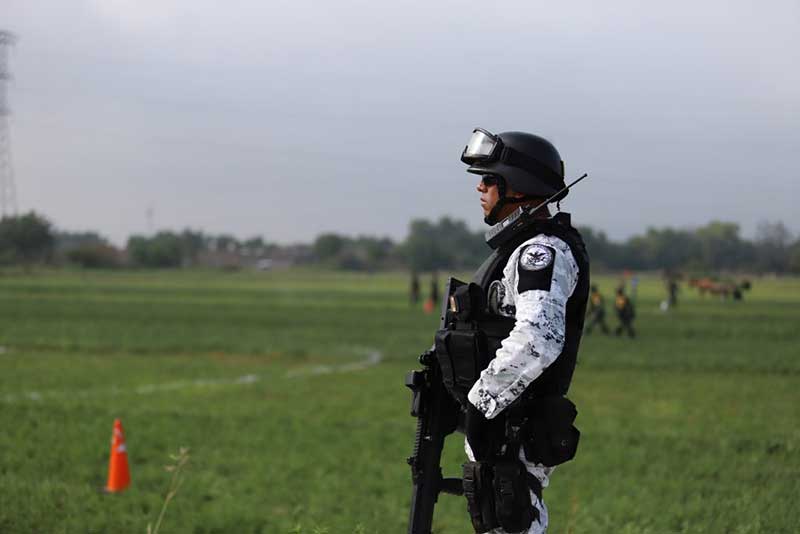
[105,418,131,493]
[423,298,435,314]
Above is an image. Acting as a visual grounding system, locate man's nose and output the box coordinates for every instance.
[477,181,486,192]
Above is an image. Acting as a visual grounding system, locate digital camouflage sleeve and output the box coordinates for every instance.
[468,234,580,419]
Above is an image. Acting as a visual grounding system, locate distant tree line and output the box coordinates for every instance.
[2,211,800,274]
[312,233,398,270]
[126,231,276,268]
[578,220,800,273]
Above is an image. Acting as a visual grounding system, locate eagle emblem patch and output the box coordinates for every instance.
[520,244,554,271]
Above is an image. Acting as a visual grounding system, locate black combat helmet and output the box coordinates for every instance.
[461,128,567,224]
[463,130,566,198]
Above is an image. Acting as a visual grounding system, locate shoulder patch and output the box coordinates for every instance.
[519,244,554,271]
[518,244,556,293]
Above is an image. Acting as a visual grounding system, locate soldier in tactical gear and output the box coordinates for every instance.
[447,128,590,534]
[585,285,610,335]
[614,287,636,338]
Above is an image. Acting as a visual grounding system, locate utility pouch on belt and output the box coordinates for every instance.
[462,459,539,534]
[434,281,491,406]
[493,460,538,533]
[522,396,580,467]
[463,461,497,533]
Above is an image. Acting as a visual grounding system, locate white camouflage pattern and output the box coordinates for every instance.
[468,233,579,419]
[466,233,580,534]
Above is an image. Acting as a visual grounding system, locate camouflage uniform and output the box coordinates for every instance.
[467,233,580,534]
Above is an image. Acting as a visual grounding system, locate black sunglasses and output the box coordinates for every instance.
[481,175,501,187]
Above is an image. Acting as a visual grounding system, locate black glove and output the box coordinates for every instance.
[465,403,493,461]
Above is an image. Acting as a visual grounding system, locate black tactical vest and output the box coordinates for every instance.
[435,212,590,410]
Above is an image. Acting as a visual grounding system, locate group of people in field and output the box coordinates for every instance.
[412,272,643,340]
[409,271,440,313]
[583,273,752,339]
[584,283,636,338]
[412,268,753,342]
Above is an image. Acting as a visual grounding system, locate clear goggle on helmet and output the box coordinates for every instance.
[461,128,502,164]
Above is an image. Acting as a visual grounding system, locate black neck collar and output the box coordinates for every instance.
[485,210,572,250]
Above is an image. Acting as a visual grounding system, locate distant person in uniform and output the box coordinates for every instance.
[423,272,440,314]
[660,274,679,312]
[410,271,420,305]
[667,278,679,308]
[430,272,440,305]
[614,287,636,338]
[585,285,609,335]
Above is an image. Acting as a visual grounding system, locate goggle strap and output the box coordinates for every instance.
[500,146,563,184]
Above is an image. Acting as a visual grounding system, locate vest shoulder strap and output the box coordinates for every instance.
[473,212,586,289]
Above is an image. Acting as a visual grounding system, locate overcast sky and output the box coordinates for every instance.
[4,0,799,245]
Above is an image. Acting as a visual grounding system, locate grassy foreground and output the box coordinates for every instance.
[0,269,798,533]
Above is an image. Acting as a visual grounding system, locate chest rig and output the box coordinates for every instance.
[434,212,590,411]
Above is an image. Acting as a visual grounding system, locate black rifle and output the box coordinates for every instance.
[405,278,463,534]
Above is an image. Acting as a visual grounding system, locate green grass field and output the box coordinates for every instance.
[0,269,798,533]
